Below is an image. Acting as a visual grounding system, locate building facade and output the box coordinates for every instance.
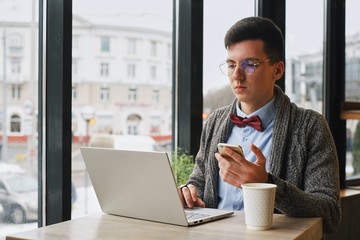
[1,5,173,146]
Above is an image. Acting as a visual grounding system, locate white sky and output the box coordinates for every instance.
[4,0,356,94]
[68,0,360,93]
[73,0,173,19]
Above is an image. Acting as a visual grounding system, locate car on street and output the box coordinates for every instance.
[0,169,38,224]
[0,162,78,224]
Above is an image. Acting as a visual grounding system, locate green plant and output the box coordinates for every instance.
[171,148,195,186]
[353,121,360,174]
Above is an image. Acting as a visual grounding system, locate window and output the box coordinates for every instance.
[128,87,137,102]
[345,0,360,181]
[152,88,159,103]
[11,85,21,100]
[0,0,39,236]
[3,0,351,234]
[127,38,137,55]
[203,0,254,115]
[8,33,23,54]
[100,62,109,77]
[127,63,136,78]
[285,0,324,114]
[11,58,21,74]
[9,33,22,46]
[101,36,110,52]
[127,114,141,135]
[72,0,173,221]
[10,114,21,132]
[150,40,158,57]
[150,65,157,79]
[100,85,110,102]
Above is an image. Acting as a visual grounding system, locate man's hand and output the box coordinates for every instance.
[215,144,268,188]
[177,184,206,208]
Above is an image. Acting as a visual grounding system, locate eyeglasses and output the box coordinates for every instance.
[219,58,272,76]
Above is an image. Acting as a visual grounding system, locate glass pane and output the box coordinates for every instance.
[345,0,360,180]
[72,0,173,219]
[0,0,39,237]
[285,0,324,114]
[203,0,254,117]
[346,120,360,178]
[346,0,360,102]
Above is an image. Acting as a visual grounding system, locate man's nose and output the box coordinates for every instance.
[232,65,245,80]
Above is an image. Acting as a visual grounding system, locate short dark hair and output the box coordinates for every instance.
[224,17,284,61]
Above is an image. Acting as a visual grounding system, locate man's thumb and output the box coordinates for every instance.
[251,144,266,166]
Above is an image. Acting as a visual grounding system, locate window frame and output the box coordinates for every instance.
[39,0,356,227]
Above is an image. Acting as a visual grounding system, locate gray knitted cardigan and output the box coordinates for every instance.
[187,86,341,233]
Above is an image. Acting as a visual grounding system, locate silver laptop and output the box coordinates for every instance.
[80,147,234,226]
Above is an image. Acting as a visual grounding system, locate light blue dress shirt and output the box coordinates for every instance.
[217,97,275,211]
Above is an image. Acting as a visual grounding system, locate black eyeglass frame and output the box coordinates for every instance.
[219,58,272,76]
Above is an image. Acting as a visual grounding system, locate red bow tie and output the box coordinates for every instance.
[229,114,263,132]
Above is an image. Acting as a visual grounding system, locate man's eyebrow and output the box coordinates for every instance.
[225,59,236,63]
[225,58,258,63]
[246,57,261,61]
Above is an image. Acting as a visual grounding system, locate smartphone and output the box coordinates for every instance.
[217,143,244,158]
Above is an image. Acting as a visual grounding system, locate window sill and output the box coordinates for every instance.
[341,110,360,120]
[340,186,360,198]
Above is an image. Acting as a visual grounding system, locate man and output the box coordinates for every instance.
[179,16,341,234]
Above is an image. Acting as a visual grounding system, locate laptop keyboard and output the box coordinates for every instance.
[185,211,211,221]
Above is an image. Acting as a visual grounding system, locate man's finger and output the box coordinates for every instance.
[188,184,206,208]
[251,144,266,167]
[181,186,195,208]
[187,184,199,202]
[222,147,244,166]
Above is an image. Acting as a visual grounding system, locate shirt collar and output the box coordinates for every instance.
[235,97,276,130]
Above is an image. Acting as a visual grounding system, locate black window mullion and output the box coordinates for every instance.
[176,0,203,157]
[257,0,286,91]
[323,0,346,188]
[45,0,72,225]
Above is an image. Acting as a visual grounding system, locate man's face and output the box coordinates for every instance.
[226,40,283,113]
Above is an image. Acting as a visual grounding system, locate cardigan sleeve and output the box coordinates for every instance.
[272,113,341,234]
[187,103,235,204]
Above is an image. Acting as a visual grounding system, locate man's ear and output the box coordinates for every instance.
[273,61,284,81]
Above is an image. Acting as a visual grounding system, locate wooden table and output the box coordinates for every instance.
[6,211,322,240]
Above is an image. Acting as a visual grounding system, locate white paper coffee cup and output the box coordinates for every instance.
[241,183,277,230]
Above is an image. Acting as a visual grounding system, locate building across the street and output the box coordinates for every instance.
[0,1,173,149]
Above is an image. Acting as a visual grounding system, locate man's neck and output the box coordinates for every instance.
[239,96,275,115]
